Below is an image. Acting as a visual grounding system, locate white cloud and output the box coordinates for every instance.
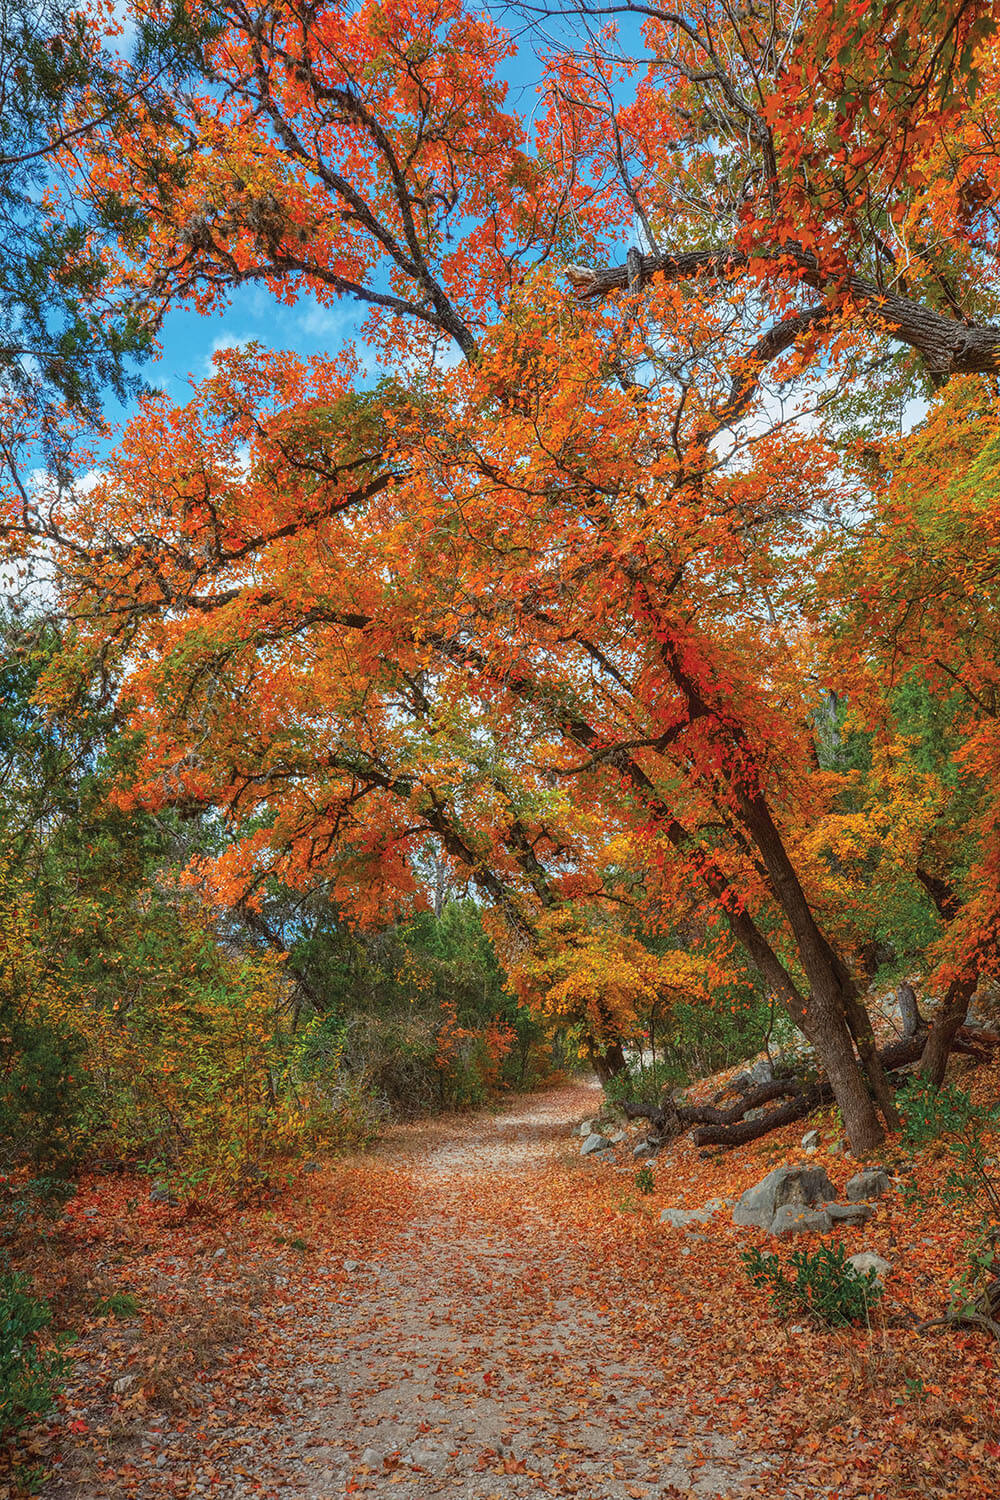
[203,335,252,379]
[297,301,353,341]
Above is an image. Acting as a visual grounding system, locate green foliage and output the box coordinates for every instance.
[0,0,210,483]
[93,1291,139,1319]
[898,1077,1000,1320]
[741,1244,882,1327]
[0,1272,68,1438]
[603,1059,678,1108]
[0,977,88,1177]
[634,1165,654,1195]
[601,979,786,1108]
[898,1077,1000,1224]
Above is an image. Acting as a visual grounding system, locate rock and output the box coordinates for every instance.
[580,1132,613,1157]
[360,1448,381,1469]
[744,1107,767,1122]
[732,1164,837,1230]
[609,1130,626,1144]
[660,1207,705,1229]
[801,1129,821,1151]
[825,1200,876,1226]
[632,1141,657,1159]
[302,1161,322,1173]
[730,1070,754,1093]
[845,1167,891,1202]
[847,1251,891,1282]
[660,1199,727,1230]
[749,1057,775,1085]
[149,1183,180,1206]
[771,1203,833,1236]
[342,1259,359,1273]
[406,1440,442,1469]
[112,1373,136,1395]
[576,1120,595,1137]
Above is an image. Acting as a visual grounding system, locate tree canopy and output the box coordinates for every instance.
[3,0,1000,1155]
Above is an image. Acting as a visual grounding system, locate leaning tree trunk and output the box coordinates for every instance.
[919,975,977,1087]
[804,1003,887,1157]
[843,990,903,1130]
[734,787,890,1152]
[914,868,977,1086]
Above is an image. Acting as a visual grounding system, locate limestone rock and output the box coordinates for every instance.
[660,1198,728,1230]
[826,1200,876,1226]
[847,1250,891,1282]
[801,1129,821,1151]
[845,1167,891,1202]
[771,1203,833,1237]
[580,1132,613,1156]
[732,1164,837,1230]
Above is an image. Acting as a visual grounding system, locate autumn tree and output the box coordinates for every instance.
[0,0,208,497]
[821,375,1000,1083]
[9,0,1000,1154]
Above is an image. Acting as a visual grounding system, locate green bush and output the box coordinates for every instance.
[898,1077,1000,1223]
[898,1077,1000,1321]
[0,1273,69,1438]
[603,1058,679,1108]
[635,1165,654,1194]
[741,1244,882,1327]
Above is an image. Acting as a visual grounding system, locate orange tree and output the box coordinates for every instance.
[819,375,1000,1083]
[9,0,1000,1152]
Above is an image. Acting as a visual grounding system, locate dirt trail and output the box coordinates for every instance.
[50,1083,775,1499]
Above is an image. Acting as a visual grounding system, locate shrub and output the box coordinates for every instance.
[0,1273,69,1438]
[0,870,90,1177]
[898,1077,1000,1224]
[741,1244,882,1327]
[898,1077,1000,1321]
[603,1058,679,1109]
[635,1165,654,1194]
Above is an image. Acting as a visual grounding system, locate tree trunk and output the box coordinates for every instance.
[919,976,977,1087]
[588,1039,628,1083]
[804,1007,886,1156]
[624,1027,995,1148]
[843,990,902,1129]
[733,786,895,1139]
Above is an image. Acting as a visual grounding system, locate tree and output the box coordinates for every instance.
[0,0,206,498]
[823,375,1000,1082]
[13,0,1000,1154]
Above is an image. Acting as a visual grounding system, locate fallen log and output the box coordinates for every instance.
[685,1076,807,1128]
[624,1026,998,1149]
[691,1085,829,1146]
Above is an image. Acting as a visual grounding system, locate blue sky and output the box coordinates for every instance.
[96,3,651,437]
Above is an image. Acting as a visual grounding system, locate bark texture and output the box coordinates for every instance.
[565,248,1000,379]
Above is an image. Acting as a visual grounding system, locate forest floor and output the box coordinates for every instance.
[7,1073,1000,1499]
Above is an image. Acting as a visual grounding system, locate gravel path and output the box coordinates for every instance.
[46,1083,770,1499]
